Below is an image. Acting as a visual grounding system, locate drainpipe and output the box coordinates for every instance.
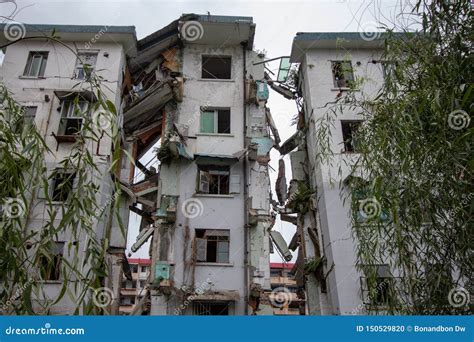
[242,43,249,315]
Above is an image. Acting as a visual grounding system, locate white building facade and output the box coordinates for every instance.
[0,24,137,314]
[288,33,388,315]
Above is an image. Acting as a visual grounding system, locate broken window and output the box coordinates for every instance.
[202,56,232,79]
[341,120,362,153]
[24,51,48,78]
[74,51,98,79]
[51,170,76,202]
[194,229,230,263]
[200,108,231,134]
[193,301,230,315]
[331,61,354,88]
[39,242,64,281]
[362,264,394,306]
[197,165,230,195]
[57,98,89,136]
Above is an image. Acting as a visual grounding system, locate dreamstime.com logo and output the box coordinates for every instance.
[5,323,85,336]
[3,21,26,42]
[359,22,382,41]
[270,287,292,309]
[92,287,114,308]
[2,197,26,219]
[448,287,470,308]
[181,198,204,219]
[180,21,204,42]
[358,197,381,219]
[447,109,470,130]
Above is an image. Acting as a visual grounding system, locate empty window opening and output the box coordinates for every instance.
[75,51,98,79]
[194,229,230,263]
[200,108,231,134]
[341,120,362,153]
[52,171,76,202]
[202,56,232,79]
[331,61,354,88]
[198,165,230,195]
[39,242,64,281]
[193,301,230,315]
[362,264,394,306]
[58,98,89,136]
[24,51,48,78]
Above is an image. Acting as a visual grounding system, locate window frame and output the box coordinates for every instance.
[51,170,76,202]
[74,50,99,80]
[200,108,231,134]
[57,98,90,137]
[197,166,231,195]
[201,55,232,80]
[195,229,230,264]
[23,51,49,78]
[341,120,363,153]
[39,241,65,281]
[331,60,355,88]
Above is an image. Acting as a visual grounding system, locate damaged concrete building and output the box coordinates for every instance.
[0,14,287,316]
[0,24,137,314]
[122,14,282,315]
[273,32,393,315]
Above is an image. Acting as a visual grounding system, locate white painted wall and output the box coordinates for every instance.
[1,38,128,314]
[300,47,384,314]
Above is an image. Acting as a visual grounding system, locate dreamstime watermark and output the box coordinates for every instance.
[85,191,121,227]
[2,197,26,219]
[84,26,109,49]
[359,22,382,41]
[270,286,292,308]
[350,278,390,314]
[181,198,204,219]
[3,21,26,42]
[448,287,470,308]
[447,109,470,130]
[91,287,114,308]
[92,110,115,132]
[448,192,473,217]
[0,276,38,313]
[5,323,85,336]
[358,197,381,219]
[180,21,204,42]
[174,278,212,315]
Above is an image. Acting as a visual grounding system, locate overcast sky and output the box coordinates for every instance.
[1,0,411,261]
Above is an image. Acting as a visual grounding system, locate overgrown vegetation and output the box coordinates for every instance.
[313,0,472,314]
[0,41,125,314]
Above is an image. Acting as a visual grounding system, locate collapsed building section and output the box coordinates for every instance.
[122,14,281,315]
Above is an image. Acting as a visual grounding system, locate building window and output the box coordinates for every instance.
[131,265,138,273]
[24,52,48,78]
[197,165,230,195]
[331,61,354,88]
[57,99,89,136]
[13,106,37,133]
[74,51,98,79]
[193,301,230,315]
[51,171,76,202]
[139,280,146,288]
[194,229,230,263]
[381,61,395,83]
[361,264,393,306]
[39,242,64,281]
[141,266,148,273]
[200,108,231,134]
[341,120,362,153]
[202,56,232,79]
